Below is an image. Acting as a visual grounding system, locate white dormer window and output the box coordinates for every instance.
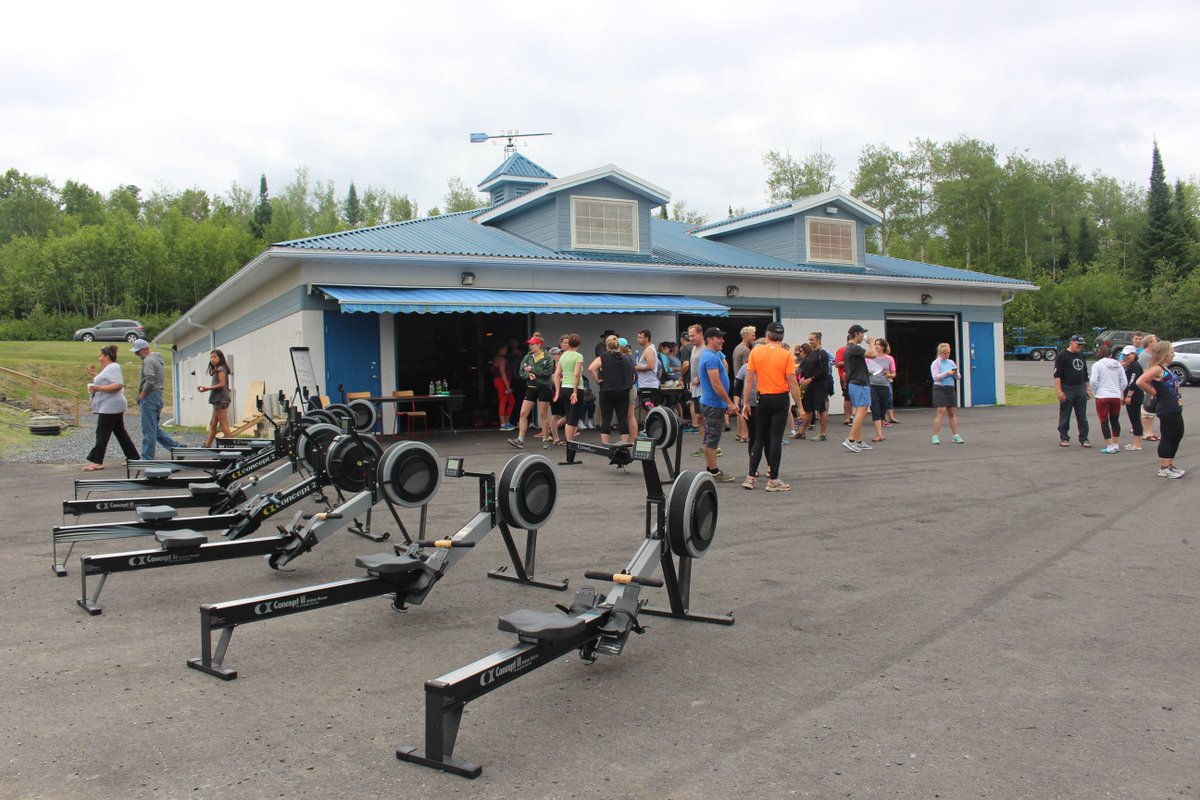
[806,217,856,265]
[571,196,638,252]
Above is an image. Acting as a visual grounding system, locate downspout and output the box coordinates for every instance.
[186,317,217,350]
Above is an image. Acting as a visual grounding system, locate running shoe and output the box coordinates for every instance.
[842,439,861,453]
[1168,466,1187,478]
[780,438,790,446]
[931,435,940,445]
[682,425,699,433]
[816,434,827,442]
[857,441,873,450]
[1123,444,1142,451]
[742,476,756,490]
[507,438,524,449]
[1100,444,1118,454]
[765,479,791,492]
[709,470,736,482]
[1159,467,1184,479]
[952,434,965,444]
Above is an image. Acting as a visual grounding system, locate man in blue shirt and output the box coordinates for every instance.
[698,327,736,482]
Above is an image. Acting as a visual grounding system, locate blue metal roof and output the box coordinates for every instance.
[317,286,730,316]
[477,153,556,187]
[864,254,1032,286]
[278,212,1031,288]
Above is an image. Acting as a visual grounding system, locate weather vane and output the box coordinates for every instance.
[469,130,552,157]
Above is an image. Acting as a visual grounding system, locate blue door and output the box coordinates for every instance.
[968,322,996,406]
[323,310,381,401]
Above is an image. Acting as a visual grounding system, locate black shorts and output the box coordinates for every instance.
[561,388,583,426]
[932,385,958,408]
[524,385,552,404]
[802,385,829,413]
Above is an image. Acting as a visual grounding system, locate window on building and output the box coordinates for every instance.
[806,217,856,265]
[571,196,638,252]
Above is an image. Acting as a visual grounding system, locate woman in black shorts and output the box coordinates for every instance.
[929,343,963,444]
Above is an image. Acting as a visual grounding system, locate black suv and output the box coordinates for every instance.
[1094,329,1136,354]
[72,319,146,343]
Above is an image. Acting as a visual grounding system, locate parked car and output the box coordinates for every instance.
[1168,339,1200,386]
[72,319,146,343]
[1094,329,1136,354]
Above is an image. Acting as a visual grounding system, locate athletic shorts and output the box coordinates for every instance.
[700,403,726,449]
[524,385,552,403]
[847,383,871,409]
[932,385,957,408]
[561,388,582,426]
[801,385,829,413]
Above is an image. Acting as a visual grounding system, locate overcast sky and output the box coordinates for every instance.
[4,0,1198,221]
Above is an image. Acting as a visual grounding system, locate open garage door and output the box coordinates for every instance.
[884,314,959,408]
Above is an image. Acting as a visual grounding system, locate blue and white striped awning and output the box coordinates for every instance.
[317,286,729,316]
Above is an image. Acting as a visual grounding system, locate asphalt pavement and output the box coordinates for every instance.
[1,400,1196,799]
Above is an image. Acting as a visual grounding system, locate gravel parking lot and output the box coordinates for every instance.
[1,403,1196,799]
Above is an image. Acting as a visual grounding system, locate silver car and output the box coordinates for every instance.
[72,319,146,343]
[1169,339,1200,386]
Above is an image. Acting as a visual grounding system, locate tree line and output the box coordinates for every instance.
[2,139,1198,341]
[765,138,1200,340]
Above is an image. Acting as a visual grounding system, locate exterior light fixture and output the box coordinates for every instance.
[726,285,740,298]
[461,272,476,286]
[825,206,839,214]
[920,293,933,305]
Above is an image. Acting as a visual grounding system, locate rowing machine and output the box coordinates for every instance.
[52,422,342,576]
[72,433,392,615]
[559,406,683,480]
[396,441,731,778]
[187,452,565,680]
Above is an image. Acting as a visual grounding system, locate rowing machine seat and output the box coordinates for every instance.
[497,609,586,645]
[188,482,222,496]
[144,467,175,480]
[155,530,208,549]
[355,553,423,576]
[136,505,178,522]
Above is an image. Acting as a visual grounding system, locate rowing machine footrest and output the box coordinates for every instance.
[143,467,175,480]
[155,529,208,549]
[188,482,223,496]
[355,553,423,576]
[497,609,586,645]
[136,505,178,521]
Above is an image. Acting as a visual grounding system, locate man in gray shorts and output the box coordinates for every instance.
[697,327,736,481]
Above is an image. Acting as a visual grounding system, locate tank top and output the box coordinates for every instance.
[1151,369,1181,415]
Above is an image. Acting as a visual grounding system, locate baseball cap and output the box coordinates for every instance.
[704,327,726,340]
[527,336,544,345]
[617,337,629,347]
[549,346,562,354]
[1120,345,1137,357]
[1069,334,1086,344]
[129,339,150,352]
[847,324,868,336]
[766,321,785,336]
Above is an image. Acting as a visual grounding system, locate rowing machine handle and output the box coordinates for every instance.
[414,539,475,548]
[584,570,664,588]
[306,512,344,521]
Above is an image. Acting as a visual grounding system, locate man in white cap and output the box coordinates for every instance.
[131,339,179,458]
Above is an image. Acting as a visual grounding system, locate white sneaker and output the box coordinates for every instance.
[842,439,861,453]
[1168,466,1187,478]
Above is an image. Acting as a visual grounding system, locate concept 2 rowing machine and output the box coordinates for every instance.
[396,439,731,777]
[188,452,565,680]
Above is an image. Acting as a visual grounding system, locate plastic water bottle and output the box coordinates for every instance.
[428,381,435,395]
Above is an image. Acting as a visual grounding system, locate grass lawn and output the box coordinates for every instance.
[0,340,174,415]
[1004,384,1058,405]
